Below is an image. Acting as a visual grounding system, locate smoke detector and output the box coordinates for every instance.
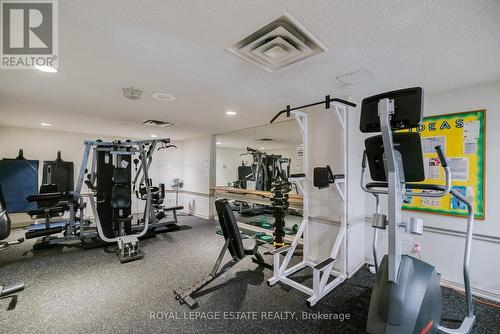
[227,13,327,72]
[122,86,142,100]
[152,92,176,101]
[142,119,174,127]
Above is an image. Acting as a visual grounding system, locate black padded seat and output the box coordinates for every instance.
[27,205,68,218]
[242,238,258,255]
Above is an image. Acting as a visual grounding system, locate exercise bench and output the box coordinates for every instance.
[173,198,269,309]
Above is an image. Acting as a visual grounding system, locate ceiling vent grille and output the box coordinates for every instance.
[122,86,142,100]
[142,119,174,127]
[227,13,327,72]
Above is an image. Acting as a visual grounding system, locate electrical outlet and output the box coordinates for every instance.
[414,242,420,253]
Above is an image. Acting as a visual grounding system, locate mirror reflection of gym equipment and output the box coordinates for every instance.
[1,2,499,334]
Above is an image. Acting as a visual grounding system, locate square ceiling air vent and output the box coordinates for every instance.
[142,119,174,127]
[227,13,327,72]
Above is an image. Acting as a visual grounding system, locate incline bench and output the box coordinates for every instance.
[173,198,269,309]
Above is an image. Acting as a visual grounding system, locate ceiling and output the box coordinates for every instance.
[1,0,499,141]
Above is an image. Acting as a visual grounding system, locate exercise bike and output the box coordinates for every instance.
[360,88,475,334]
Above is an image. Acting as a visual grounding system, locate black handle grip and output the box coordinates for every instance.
[362,150,367,168]
[270,109,290,124]
[435,145,448,167]
[330,98,357,108]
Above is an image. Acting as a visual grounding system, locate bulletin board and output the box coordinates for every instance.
[402,110,485,219]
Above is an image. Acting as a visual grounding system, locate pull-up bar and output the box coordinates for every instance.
[270,95,357,124]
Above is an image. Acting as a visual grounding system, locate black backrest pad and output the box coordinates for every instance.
[111,185,131,209]
[42,160,74,192]
[313,166,333,189]
[0,183,7,210]
[215,199,245,260]
[0,184,11,240]
[40,184,58,193]
[36,184,61,208]
[360,87,423,133]
[159,183,165,200]
[364,132,425,182]
[113,168,129,184]
[238,165,253,180]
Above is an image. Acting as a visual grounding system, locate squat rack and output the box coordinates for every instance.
[267,96,355,306]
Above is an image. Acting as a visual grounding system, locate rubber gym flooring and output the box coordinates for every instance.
[1,215,499,334]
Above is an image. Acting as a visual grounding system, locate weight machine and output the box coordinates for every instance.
[133,143,184,232]
[76,138,170,263]
[267,96,356,306]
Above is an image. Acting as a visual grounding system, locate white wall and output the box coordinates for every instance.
[363,80,500,301]
[179,135,214,219]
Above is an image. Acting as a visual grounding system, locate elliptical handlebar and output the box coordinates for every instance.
[360,145,453,199]
[435,145,448,167]
[404,145,452,199]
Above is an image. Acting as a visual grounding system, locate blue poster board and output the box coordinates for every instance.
[0,159,39,213]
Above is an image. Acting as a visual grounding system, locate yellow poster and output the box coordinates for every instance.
[402,110,485,219]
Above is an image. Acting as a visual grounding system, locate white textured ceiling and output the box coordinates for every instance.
[1,0,499,140]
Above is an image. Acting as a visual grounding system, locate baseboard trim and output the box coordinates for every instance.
[347,259,368,278]
[180,210,214,220]
[364,257,500,303]
[440,277,500,304]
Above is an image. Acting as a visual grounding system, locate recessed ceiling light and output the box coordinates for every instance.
[216,142,222,145]
[260,147,265,150]
[35,65,57,73]
[225,111,237,116]
[150,134,158,138]
[152,93,176,101]
[41,122,52,126]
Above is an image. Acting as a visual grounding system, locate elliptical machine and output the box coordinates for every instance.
[360,88,475,334]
